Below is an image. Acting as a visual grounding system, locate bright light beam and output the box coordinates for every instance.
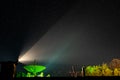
[18,24,78,65]
[18,6,80,65]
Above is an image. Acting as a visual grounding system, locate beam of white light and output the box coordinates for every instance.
[18,25,78,64]
[18,1,120,66]
[18,53,34,63]
[18,6,81,65]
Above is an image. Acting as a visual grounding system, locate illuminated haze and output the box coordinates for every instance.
[19,0,120,72]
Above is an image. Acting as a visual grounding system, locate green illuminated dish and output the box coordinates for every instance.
[24,65,46,73]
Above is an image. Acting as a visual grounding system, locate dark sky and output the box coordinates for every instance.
[0,0,120,76]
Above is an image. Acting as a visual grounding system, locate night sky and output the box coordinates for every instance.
[0,0,120,76]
